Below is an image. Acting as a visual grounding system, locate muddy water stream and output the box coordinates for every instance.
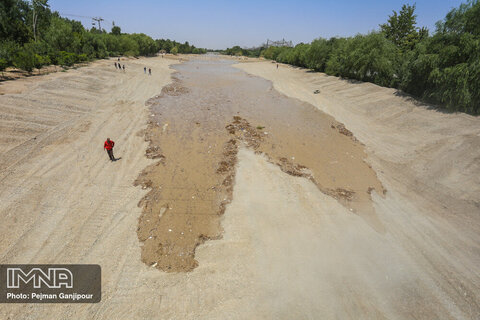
[135,57,385,272]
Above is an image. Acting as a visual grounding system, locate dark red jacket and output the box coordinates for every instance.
[104,140,115,150]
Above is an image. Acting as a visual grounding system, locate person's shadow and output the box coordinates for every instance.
[113,157,122,162]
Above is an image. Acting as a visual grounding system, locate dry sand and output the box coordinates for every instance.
[0,55,478,319]
[235,60,480,318]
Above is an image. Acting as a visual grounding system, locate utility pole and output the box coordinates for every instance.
[60,14,108,32]
[92,17,104,31]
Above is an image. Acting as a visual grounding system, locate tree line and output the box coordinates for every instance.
[0,0,206,73]
[223,1,480,114]
[222,46,263,57]
[155,39,206,55]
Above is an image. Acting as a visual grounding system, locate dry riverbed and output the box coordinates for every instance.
[0,54,478,319]
[135,57,385,272]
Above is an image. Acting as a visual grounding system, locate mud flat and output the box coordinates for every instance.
[136,57,385,272]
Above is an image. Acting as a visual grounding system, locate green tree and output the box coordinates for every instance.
[111,25,121,36]
[131,33,157,56]
[380,4,421,50]
[0,40,20,66]
[164,39,173,53]
[304,39,336,71]
[436,0,480,35]
[261,46,288,60]
[44,16,74,52]
[0,0,31,43]
[326,33,400,87]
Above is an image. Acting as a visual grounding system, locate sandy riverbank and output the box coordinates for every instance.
[0,56,178,318]
[235,60,480,318]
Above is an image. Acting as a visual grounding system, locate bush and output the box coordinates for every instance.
[0,40,20,66]
[13,45,35,72]
[34,54,50,69]
[77,53,88,62]
[57,51,78,66]
[0,58,8,74]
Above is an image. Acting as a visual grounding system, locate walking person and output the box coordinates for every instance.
[114,62,117,69]
[104,138,115,161]
[122,64,125,72]
[144,67,146,74]
[148,68,151,76]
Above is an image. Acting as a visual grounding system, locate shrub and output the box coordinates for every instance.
[34,54,50,69]
[13,45,35,72]
[0,58,8,74]
[57,51,78,66]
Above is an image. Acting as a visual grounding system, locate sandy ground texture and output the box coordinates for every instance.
[0,54,478,320]
[235,60,480,318]
[0,64,78,87]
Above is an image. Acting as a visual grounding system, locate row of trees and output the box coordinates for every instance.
[0,0,206,73]
[155,39,206,55]
[222,46,263,57]
[223,1,480,114]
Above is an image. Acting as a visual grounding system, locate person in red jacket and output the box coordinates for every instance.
[104,138,115,161]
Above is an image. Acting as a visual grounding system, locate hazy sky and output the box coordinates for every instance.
[49,0,465,49]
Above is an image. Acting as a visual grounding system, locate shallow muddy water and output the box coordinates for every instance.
[135,57,385,272]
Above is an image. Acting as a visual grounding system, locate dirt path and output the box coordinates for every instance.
[0,55,479,319]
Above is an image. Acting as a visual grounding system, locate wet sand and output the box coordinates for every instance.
[137,57,384,272]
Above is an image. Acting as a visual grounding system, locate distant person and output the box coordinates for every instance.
[104,138,115,161]
[276,63,279,69]
[114,62,117,69]
[144,67,146,74]
[122,64,125,72]
[118,57,120,62]
[148,68,151,75]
